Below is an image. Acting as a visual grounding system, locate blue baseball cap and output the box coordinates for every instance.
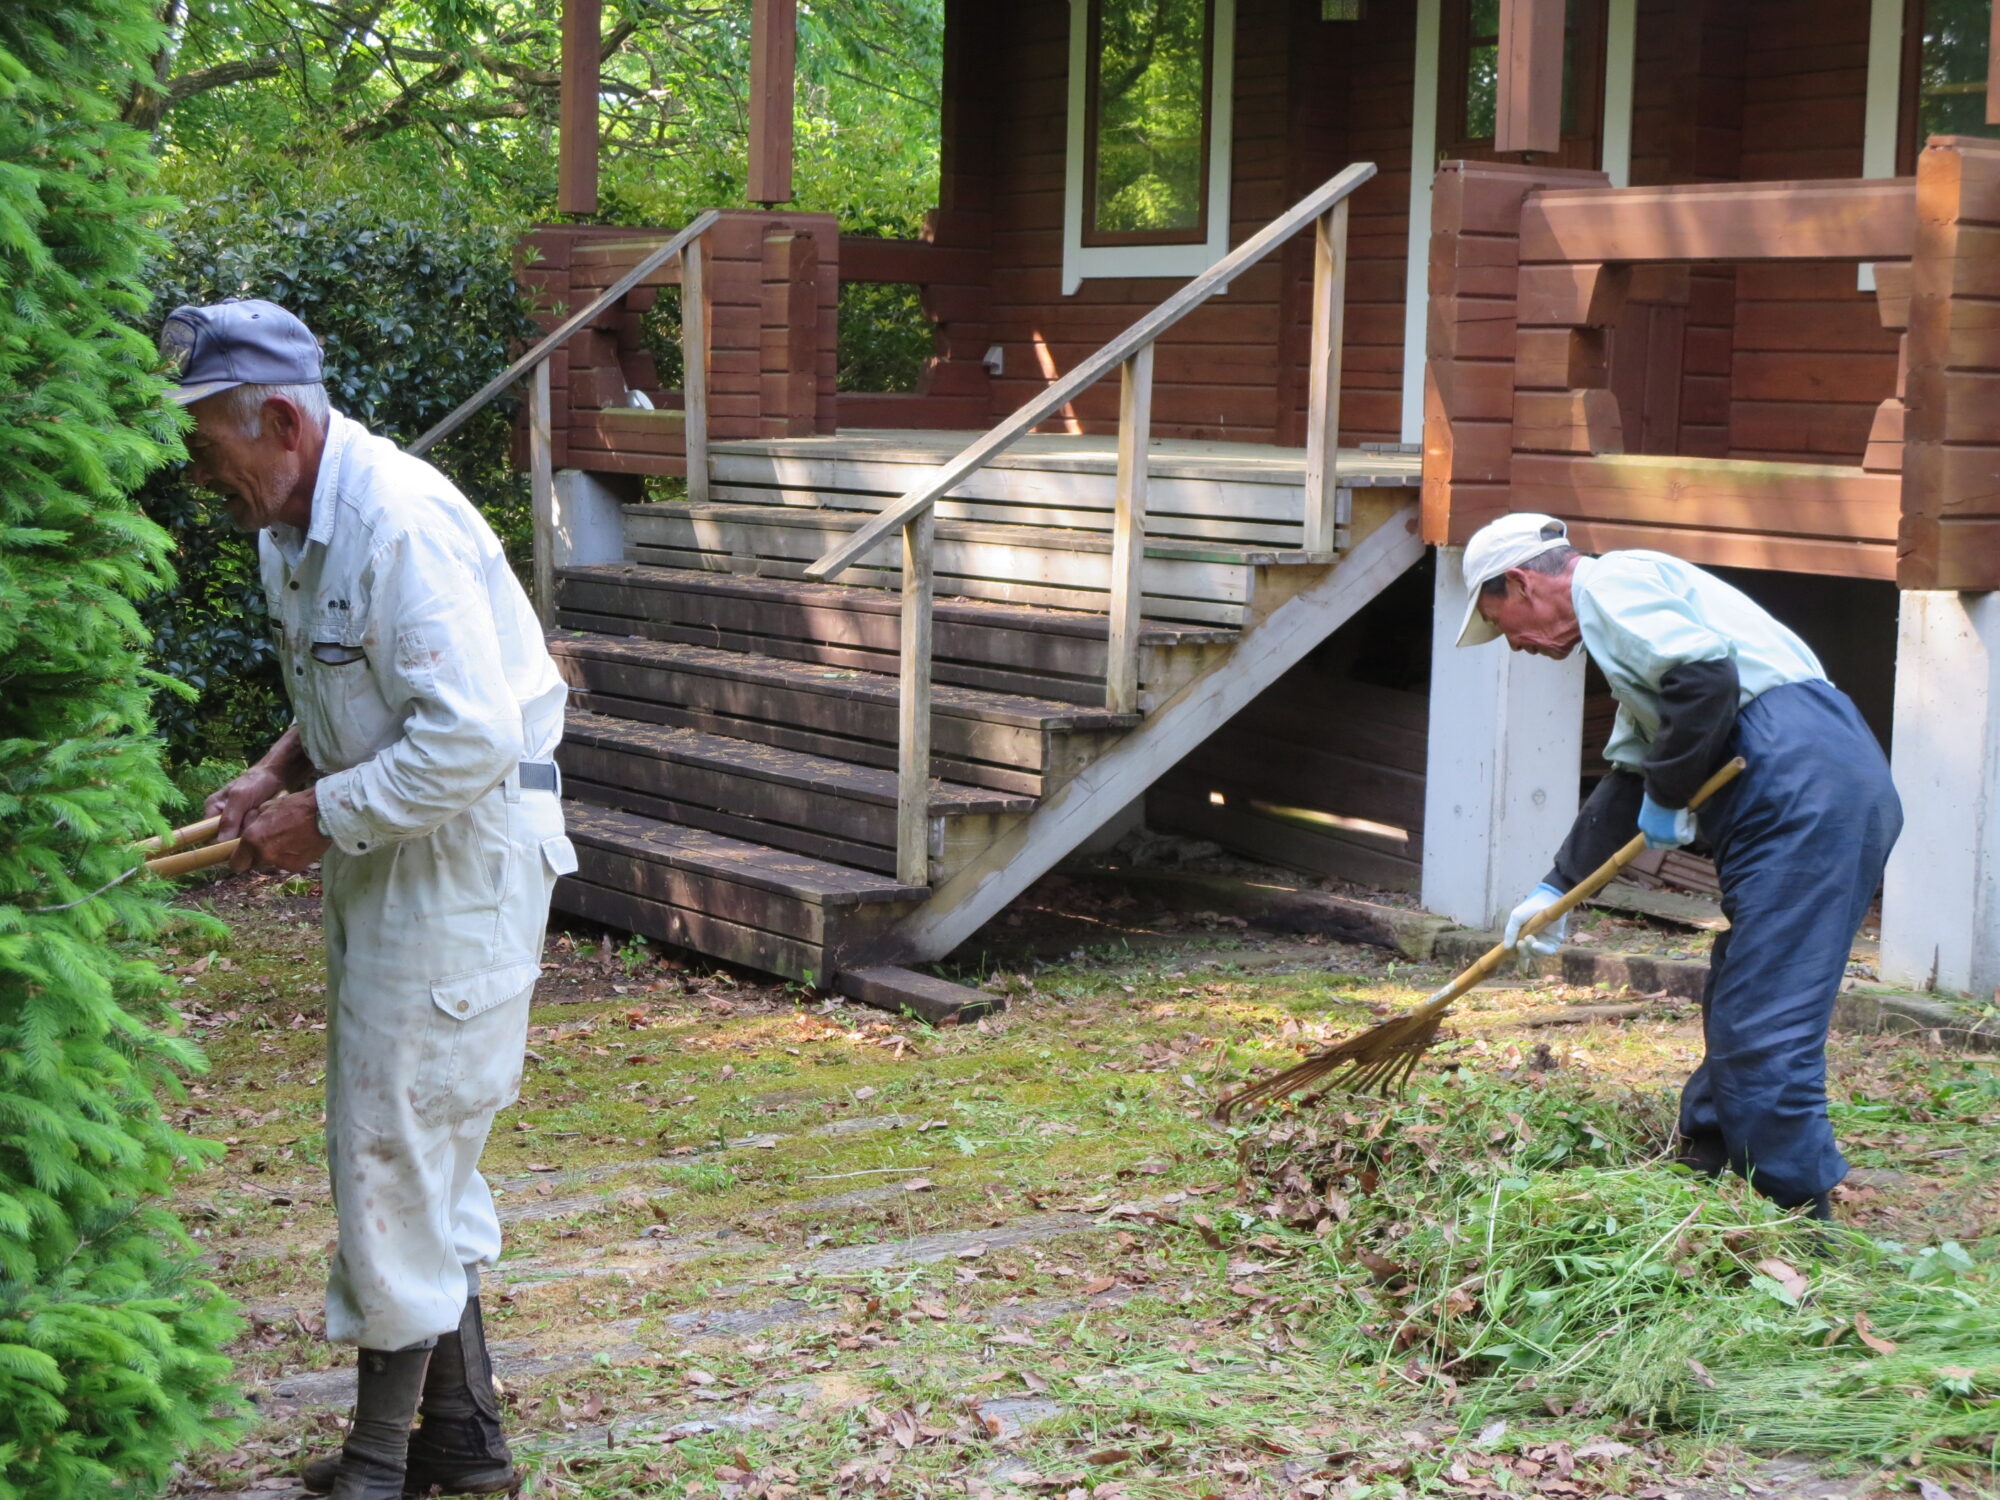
[158,299,324,406]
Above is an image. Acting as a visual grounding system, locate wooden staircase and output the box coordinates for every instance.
[545,435,1422,984]
[450,164,1423,987]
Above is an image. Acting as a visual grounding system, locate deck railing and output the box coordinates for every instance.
[801,163,1378,886]
[411,209,723,621]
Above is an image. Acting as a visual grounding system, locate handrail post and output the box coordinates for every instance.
[529,356,555,625]
[680,237,710,503]
[897,510,936,887]
[1302,198,1350,554]
[1106,344,1154,714]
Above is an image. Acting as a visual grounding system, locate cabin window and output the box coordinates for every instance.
[1062,0,1236,293]
[1084,0,1215,245]
[1905,0,2000,155]
[1439,0,1608,168]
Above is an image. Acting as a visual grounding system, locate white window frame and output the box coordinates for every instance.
[1401,0,1638,442]
[1858,0,1908,291]
[1062,0,1238,296]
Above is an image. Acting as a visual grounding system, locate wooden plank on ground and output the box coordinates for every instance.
[834,966,1001,1023]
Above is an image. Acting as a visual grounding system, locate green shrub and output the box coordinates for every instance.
[140,193,536,767]
[0,3,245,1493]
[837,280,934,392]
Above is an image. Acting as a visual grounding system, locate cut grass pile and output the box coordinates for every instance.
[1231,1071,2000,1473]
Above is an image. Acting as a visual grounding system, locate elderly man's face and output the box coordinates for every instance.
[183,393,311,532]
[1477,567,1582,659]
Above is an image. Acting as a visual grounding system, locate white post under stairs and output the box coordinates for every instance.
[1420,546,1585,932]
[1880,589,2000,997]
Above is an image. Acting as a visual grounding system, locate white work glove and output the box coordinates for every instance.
[1503,882,1568,957]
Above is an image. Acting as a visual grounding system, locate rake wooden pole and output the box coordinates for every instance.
[1214,756,1746,1121]
[136,792,292,879]
[143,839,242,879]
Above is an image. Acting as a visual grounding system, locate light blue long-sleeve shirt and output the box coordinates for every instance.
[1571,551,1825,774]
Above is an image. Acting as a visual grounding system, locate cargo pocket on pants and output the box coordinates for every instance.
[414,959,541,1128]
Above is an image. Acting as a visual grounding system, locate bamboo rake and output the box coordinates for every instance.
[143,839,242,879]
[136,791,294,878]
[1213,756,1747,1121]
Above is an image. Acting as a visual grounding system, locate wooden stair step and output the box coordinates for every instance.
[549,631,1138,796]
[556,802,922,984]
[621,503,1326,627]
[559,711,1034,879]
[554,563,1236,707]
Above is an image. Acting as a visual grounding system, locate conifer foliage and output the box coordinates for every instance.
[0,4,241,1495]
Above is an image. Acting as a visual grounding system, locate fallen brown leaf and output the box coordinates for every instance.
[1854,1309,1899,1355]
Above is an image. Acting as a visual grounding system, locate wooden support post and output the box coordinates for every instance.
[749,0,797,205]
[897,511,936,887]
[1496,0,1564,155]
[558,0,600,216]
[1106,344,1154,715]
[1990,1,2000,126]
[529,358,555,624]
[680,239,710,503]
[1302,200,1349,554]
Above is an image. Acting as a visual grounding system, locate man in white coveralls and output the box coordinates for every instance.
[164,298,572,1498]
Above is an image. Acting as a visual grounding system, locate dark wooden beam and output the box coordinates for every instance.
[748,0,797,205]
[558,0,600,215]
[1495,0,1563,155]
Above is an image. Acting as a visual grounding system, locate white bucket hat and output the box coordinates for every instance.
[1454,513,1573,647]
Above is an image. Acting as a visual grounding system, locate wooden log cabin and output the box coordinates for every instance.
[469,0,2000,1003]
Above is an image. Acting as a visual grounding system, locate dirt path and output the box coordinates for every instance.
[161,870,1997,1499]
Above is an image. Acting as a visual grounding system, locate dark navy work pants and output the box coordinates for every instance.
[1678,679,1902,1207]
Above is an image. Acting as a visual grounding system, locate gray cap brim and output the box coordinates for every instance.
[167,379,242,407]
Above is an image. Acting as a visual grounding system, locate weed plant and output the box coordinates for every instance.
[1233,1071,1999,1472]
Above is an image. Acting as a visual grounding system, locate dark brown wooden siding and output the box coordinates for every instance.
[1725,0,1901,465]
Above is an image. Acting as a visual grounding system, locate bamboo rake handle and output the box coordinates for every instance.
[144,839,242,879]
[135,790,292,876]
[136,814,224,855]
[1421,756,1747,1016]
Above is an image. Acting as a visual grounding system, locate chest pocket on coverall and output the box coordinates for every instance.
[304,601,374,749]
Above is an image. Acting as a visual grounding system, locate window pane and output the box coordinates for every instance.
[1919,0,2000,141]
[1092,0,1212,236]
[1466,43,1499,137]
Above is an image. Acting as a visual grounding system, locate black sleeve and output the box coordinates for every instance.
[1644,656,1740,808]
[1543,769,1644,893]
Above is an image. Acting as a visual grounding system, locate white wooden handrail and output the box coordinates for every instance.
[800,163,1374,583]
[409,209,720,626]
[798,164,1375,888]
[408,209,721,457]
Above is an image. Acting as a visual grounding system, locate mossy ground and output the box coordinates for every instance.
[159,869,1996,1499]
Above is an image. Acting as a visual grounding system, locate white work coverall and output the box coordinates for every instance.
[261,411,572,1351]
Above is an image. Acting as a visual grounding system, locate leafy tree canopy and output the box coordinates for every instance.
[140,0,942,232]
